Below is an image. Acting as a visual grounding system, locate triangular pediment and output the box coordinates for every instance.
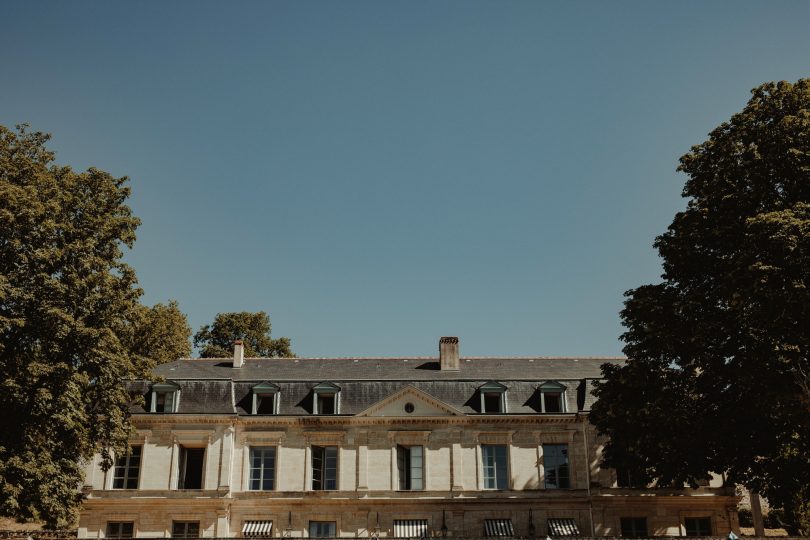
[356,385,464,417]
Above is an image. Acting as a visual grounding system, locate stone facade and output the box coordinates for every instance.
[78,341,739,538]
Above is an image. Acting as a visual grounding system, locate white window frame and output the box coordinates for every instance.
[150,382,180,413]
[538,381,567,413]
[479,381,507,414]
[248,446,277,491]
[481,444,510,490]
[311,445,339,490]
[396,444,424,491]
[312,382,341,415]
[251,382,280,415]
[111,445,142,490]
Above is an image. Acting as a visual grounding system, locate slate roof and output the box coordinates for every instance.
[131,356,624,416]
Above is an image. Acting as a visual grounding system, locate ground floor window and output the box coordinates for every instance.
[242,520,273,537]
[106,522,133,539]
[547,518,581,537]
[484,519,515,537]
[620,517,648,538]
[309,521,336,538]
[172,521,200,539]
[684,517,712,536]
[394,519,428,538]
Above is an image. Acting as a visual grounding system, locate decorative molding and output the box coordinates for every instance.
[239,430,287,445]
[386,430,432,444]
[355,385,464,417]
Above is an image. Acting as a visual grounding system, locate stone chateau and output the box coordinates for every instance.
[78,338,739,539]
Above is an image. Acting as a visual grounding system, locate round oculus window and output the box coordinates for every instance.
[404,402,415,414]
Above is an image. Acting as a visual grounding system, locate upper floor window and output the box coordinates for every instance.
[150,382,180,413]
[543,443,570,489]
[251,382,280,415]
[106,522,134,539]
[177,446,204,489]
[312,382,340,415]
[481,444,508,490]
[112,446,141,489]
[396,445,424,490]
[479,381,507,413]
[249,446,276,490]
[311,445,338,490]
[539,381,566,413]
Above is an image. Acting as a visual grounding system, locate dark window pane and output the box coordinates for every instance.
[543,392,562,413]
[544,444,570,489]
[620,518,648,538]
[482,444,508,489]
[483,392,502,413]
[684,518,711,536]
[178,447,205,489]
[256,394,275,414]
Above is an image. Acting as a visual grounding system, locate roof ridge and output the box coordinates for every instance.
[177,356,626,361]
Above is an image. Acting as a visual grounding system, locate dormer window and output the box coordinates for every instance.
[252,382,280,415]
[479,381,507,413]
[150,382,180,413]
[312,382,340,415]
[539,381,566,413]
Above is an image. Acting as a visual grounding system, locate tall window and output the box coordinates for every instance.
[249,447,276,490]
[106,522,134,539]
[112,446,141,489]
[252,382,280,415]
[481,444,508,490]
[150,382,179,413]
[620,517,648,538]
[397,445,424,490]
[177,446,205,489]
[172,522,199,539]
[312,382,340,415]
[311,445,338,490]
[539,382,566,413]
[684,517,711,537]
[308,521,336,538]
[543,444,570,489]
[479,382,507,413]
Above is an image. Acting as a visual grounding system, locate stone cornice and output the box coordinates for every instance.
[131,413,584,429]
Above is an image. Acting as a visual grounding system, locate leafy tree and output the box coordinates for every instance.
[590,80,810,534]
[0,125,149,527]
[129,300,192,364]
[194,311,293,358]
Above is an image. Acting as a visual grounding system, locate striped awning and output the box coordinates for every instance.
[394,520,429,538]
[485,519,515,537]
[242,521,273,537]
[547,519,580,537]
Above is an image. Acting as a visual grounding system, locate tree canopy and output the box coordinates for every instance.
[0,125,149,527]
[194,311,293,358]
[590,80,810,533]
[129,300,192,364]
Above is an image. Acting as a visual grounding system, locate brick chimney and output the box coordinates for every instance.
[233,340,245,368]
[439,337,459,371]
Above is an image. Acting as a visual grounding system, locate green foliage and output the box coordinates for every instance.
[194,311,293,358]
[590,80,810,534]
[0,125,149,527]
[129,300,192,364]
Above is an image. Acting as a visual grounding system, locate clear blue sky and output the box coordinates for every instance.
[2,1,809,357]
